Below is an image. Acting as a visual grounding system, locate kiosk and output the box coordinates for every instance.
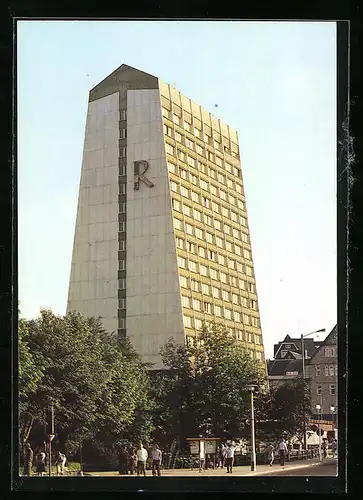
[186,437,220,471]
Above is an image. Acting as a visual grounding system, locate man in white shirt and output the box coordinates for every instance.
[225,443,236,473]
[278,438,288,466]
[136,443,148,476]
[151,444,162,476]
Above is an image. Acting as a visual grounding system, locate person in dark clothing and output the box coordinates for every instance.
[118,447,128,475]
[23,442,34,476]
[278,438,288,466]
[127,447,136,475]
[35,449,47,476]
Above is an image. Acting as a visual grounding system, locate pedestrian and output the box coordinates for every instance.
[151,444,162,477]
[118,446,128,475]
[225,443,236,474]
[136,442,148,477]
[278,438,288,466]
[221,444,227,468]
[35,449,47,476]
[127,447,135,475]
[265,444,275,466]
[23,442,34,476]
[332,438,337,458]
[56,451,67,475]
[322,439,328,459]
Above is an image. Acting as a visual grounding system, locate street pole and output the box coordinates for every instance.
[48,403,55,476]
[316,404,322,461]
[247,385,256,472]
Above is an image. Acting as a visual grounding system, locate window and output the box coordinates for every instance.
[225,162,233,173]
[193,209,202,221]
[238,198,245,210]
[207,150,214,162]
[220,272,227,284]
[194,128,202,138]
[165,144,174,155]
[192,298,201,311]
[195,319,202,330]
[209,168,216,179]
[175,131,182,143]
[119,165,126,176]
[225,308,232,320]
[214,219,222,230]
[177,256,186,268]
[202,197,210,208]
[227,178,234,189]
[234,311,241,322]
[119,278,126,289]
[200,264,208,276]
[119,221,126,232]
[221,206,229,217]
[176,237,184,249]
[205,215,213,226]
[324,365,329,376]
[191,191,199,203]
[220,190,227,201]
[120,202,126,213]
[222,290,230,301]
[180,275,188,288]
[243,314,250,325]
[182,296,190,308]
[317,385,322,395]
[251,300,257,310]
[231,276,238,287]
[218,173,225,184]
[188,156,196,168]
[119,128,127,139]
[198,246,206,258]
[180,168,187,180]
[210,268,218,280]
[242,233,248,243]
[202,284,210,295]
[199,162,207,174]
[237,330,243,341]
[231,211,238,222]
[189,261,198,273]
[329,365,335,376]
[216,237,223,248]
[203,301,212,313]
[200,179,208,190]
[186,241,196,253]
[232,293,239,305]
[119,298,126,309]
[196,144,204,155]
[241,217,247,227]
[170,181,178,192]
[229,196,236,206]
[329,384,336,396]
[236,184,243,194]
[218,254,226,266]
[215,155,223,167]
[206,232,214,244]
[118,317,126,329]
[119,240,126,251]
[251,316,259,327]
[164,124,172,137]
[232,229,240,241]
[224,224,231,235]
[236,262,244,273]
[178,149,185,161]
[183,316,192,328]
[315,365,321,376]
[212,201,220,213]
[180,186,189,198]
[325,347,336,357]
[226,241,233,252]
[191,279,200,291]
[246,266,253,276]
[248,282,254,292]
[239,279,245,289]
[174,218,183,230]
[182,205,191,216]
[208,250,217,261]
[210,184,218,196]
[168,161,176,173]
[120,147,127,158]
[172,199,180,211]
[185,223,193,235]
[195,228,204,239]
[228,259,235,270]
[173,113,180,125]
[212,286,220,298]
[184,121,192,132]
[190,173,198,185]
[214,305,222,317]
[234,167,240,177]
[162,107,170,119]
[185,138,194,150]
[235,245,241,256]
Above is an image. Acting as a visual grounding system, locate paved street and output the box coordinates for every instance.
[89,458,338,477]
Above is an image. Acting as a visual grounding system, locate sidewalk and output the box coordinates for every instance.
[89,458,326,477]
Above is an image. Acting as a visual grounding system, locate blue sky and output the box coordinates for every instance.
[17,21,337,358]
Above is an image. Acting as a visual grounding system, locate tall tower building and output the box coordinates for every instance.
[67,64,265,369]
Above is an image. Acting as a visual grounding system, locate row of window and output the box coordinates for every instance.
[185,336,263,360]
[166,147,242,189]
[183,314,260,335]
[179,275,255,294]
[181,295,258,319]
[324,346,337,357]
[315,365,338,377]
[176,236,250,260]
[177,254,254,279]
[161,105,239,158]
[173,217,248,247]
[171,193,246,225]
[317,384,336,396]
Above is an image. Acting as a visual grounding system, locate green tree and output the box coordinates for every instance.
[151,322,265,450]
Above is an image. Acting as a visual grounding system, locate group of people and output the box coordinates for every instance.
[264,438,289,467]
[118,443,163,477]
[22,442,68,476]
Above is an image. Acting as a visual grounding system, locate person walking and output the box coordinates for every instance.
[35,449,47,476]
[278,438,288,466]
[322,439,328,459]
[265,444,275,466]
[225,443,236,474]
[118,446,128,475]
[332,438,337,458]
[23,442,34,476]
[127,447,136,475]
[136,443,148,477]
[221,444,227,469]
[56,451,67,475]
[151,444,162,477]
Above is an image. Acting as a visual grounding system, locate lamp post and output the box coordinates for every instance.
[330,405,336,432]
[300,328,326,451]
[48,403,55,476]
[246,385,256,472]
[316,404,322,461]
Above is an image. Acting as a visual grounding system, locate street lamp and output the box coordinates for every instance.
[246,385,257,472]
[300,328,326,451]
[330,405,336,432]
[316,404,322,461]
[48,402,55,477]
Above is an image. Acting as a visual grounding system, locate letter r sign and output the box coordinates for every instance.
[134,160,155,190]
